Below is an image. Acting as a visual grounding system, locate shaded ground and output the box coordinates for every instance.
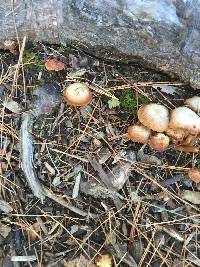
[0,42,200,267]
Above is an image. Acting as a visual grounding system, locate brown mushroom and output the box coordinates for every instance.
[4,40,17,54]
[181,134,196,146]
[165,128,187,141]
[185,96,200,113]
[45,59,65,71]
[188,168,200,183]
[64,82,92,106]
[138,103,169,132]
[149,133,170,152]
[127,125,151,143]
[95,253,113,267]
[175,145,199,153]
[169,106,200,134]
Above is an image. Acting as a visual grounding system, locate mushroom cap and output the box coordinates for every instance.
[185,96,200,113]
[4,40,16,49]
[175,145,199,153]
[149,133,170,152]
[138,103,169,132]
[64,83,92,106]
[96,254,113,267]
[188,168,200,183]
[45,59,65,71]
[169,106,200,134]
[127,125,151,143]
[165,128,187,141]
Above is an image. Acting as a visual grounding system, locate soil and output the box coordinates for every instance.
[0,41,200,267]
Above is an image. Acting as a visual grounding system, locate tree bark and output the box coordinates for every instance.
[0,0,200,88]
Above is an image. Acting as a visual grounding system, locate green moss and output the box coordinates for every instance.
[23,49,44,71]
[132,72,141,80]
[196,158,200,168]
[119,90,149,114]
[120,90,136,110]
[65,45,77,54]
[57,46,66,53]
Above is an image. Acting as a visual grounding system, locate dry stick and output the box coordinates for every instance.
[107,82,183,91]
[87,155,114,189]
[49,148,88,163]
[11,36,26,96]
[20,112,46,201]
[43,187,97,218]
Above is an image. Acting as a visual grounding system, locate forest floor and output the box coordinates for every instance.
[0,41,200,267]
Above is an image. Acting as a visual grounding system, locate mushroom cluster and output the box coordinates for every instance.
[127,96,200,153]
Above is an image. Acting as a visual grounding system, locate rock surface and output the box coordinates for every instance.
[1,0,200,87]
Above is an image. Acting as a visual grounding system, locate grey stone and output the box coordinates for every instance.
[0,1,200,87]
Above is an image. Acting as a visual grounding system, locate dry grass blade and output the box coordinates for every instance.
[89,85,118,99]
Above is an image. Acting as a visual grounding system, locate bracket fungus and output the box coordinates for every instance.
[138,103,169,132]
[64,82,92,106]
[169,106,200,134]
[127,125,151,144]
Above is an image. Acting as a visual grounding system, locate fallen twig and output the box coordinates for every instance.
[20,112,46,201]
[44,187,97,218]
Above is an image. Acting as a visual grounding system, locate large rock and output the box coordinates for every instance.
[1,0,200,88]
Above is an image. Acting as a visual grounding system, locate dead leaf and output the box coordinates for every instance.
[181,190,200,204]
[3,99,22,113]
[0,222,11,238]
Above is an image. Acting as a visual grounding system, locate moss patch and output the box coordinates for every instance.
[23,49,44,71]
[119,89,149,114]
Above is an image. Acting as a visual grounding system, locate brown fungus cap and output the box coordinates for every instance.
[175,145,199,153]
[188,168,200,183]
[95,253,113,267]
[138,103,169,132]
[45,59,65,71]
[165,128,187,141]
[64,82,92,106]
[149,133,170,152]
[185,96,200,113]
[169,106,200,134]
[127,125,151,143]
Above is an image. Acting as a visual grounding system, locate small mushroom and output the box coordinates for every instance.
[127,125,151,143]
[45,59,65,71]
[188,168,200,183]
[95,253,113,267]
[138,103,169,132]
[149,133,170,152]
[169,106,200,134]
[185,96,200,114]
[165,128,186,141]
[4,40,18,54]
[175,145,199,153]
[64,83,92,106]
[181,134,196,146]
